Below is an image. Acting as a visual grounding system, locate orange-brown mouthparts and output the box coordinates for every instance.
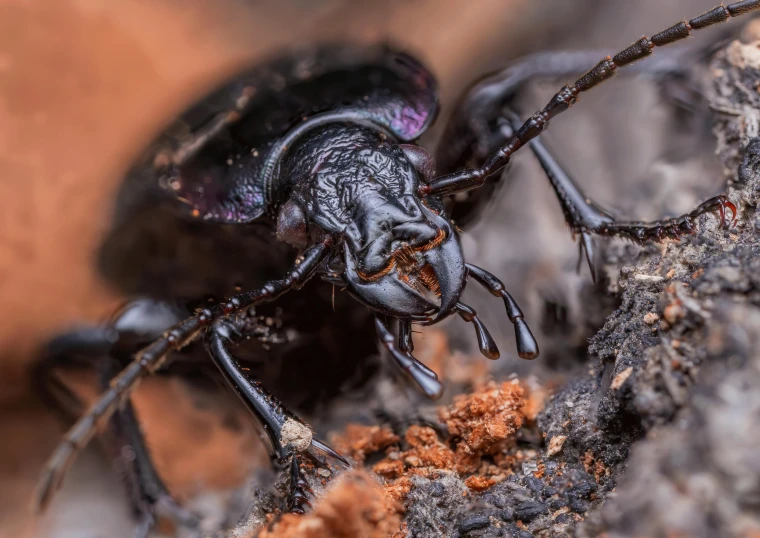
[356,228,446,294]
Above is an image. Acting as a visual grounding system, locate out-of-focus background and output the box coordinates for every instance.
[0,0,734,536]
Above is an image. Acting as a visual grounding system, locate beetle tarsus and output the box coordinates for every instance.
[286,455,313,514]
[583,194,737,244]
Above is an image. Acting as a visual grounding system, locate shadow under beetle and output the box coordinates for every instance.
[34,0,757,531]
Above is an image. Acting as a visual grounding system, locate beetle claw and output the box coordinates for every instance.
[310,438,350,468]
[580,232,597,283]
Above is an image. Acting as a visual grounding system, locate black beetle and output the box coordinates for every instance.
[35,1,756,531]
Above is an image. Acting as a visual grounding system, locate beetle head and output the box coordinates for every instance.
[341,191,465,321]
[281,139,464,322]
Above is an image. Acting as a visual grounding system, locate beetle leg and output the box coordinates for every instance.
[31,328,199,536]
[375,317,443,400]
[515,120,737,279]
[34,238,333,513]
[99,357,201,535]
[465,264,539,360]
[31,327,115,421]
[436,48,713,228]
[424,1,760,198]
[205,325,345,514]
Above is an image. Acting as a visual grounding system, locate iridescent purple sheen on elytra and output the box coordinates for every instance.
[159,46,438,225]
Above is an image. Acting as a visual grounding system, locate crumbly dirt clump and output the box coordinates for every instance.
[257,471,403,538]
[330,424,400,464]
[364,381,528,491]
[440,380,525,456]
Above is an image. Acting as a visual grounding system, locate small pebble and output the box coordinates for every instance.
[514,501,547,522]
[568,496,589,513]
[644,312,660,325]
[522,461,539,475]
[568,481,596,499]
[459,514,490,532]
[548,497,568,510]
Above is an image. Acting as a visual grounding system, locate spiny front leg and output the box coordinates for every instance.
[205,325,347,514]
[522,126,736,278]
[34,238,333,513]
[529,130,735,267]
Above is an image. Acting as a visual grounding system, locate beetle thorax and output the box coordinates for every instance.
[281,124,419,232]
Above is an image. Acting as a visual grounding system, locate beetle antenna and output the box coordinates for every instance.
[423,0,760,198]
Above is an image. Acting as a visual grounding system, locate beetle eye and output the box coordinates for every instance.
[398,144,436,182]
[276,199,309,248]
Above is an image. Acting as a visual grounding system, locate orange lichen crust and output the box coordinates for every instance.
[258,471,402,538]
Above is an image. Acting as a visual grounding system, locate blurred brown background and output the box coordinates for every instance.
[0,0,729,536]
